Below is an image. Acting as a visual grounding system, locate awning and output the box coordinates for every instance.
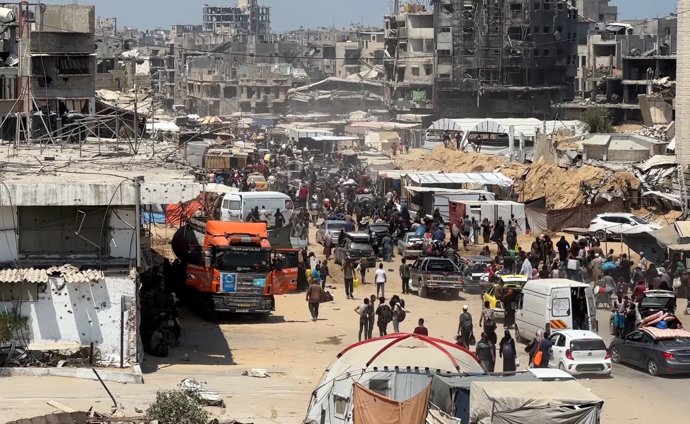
[0,265,104,284]
[405,172,513,187]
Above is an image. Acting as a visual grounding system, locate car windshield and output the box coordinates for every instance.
[661,338,690,348]
[327,222,348,230]
[215,248,271,272]
[630,216,650,224]
[570,339,607,351]
[467,263,487,273]
[350,243,373,252]
[427,260,458,272]
[640,296,674,310]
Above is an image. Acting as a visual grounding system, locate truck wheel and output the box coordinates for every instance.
[201,298,219,322]
[257,312,270,321]
[420,285,428,298]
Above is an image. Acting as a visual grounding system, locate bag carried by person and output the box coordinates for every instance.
[396,304,407,322]
[469,332,476,346]
[353,277,360,288]
[532,350,543,367]
[380,304,393,324]
[484,313,497,332]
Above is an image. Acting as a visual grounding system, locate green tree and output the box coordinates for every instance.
[145,390,209,424]
[582,106,613,133]
[0,309,28,344]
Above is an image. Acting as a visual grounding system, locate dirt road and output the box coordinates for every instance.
[1,228,687,423]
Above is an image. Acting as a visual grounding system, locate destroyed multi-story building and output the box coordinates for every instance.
[31,5,96,115]
[384,3,436,113]
[560,15,677,124]
[202,1,271,41]
[432,0,578,117]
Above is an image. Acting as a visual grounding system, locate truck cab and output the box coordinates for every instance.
[409,257,463,298]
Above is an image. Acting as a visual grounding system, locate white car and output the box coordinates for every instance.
[397,232,423,258]
[547,330,612,376]
[588,213,661,242]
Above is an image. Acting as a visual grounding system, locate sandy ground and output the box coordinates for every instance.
[0,227,688,423]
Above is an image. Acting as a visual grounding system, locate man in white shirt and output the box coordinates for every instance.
[520,254,533,278]
[375,263,387,298]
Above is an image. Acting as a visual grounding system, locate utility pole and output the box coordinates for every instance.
[133,84,138,153]
[133,176,144,270]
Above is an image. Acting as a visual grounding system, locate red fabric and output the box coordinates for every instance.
[413,326,428,336]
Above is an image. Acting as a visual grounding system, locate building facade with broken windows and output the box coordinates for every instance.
[433,0,578,117]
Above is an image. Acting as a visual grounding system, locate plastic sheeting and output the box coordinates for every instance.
[469,381,603,424]
[353,382,431,424]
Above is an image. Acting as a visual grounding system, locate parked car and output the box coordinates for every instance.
[481,275,528,320]
[333,232,377,268]
[458,255,492,293]
[610,327,690,376]
[547,330,612,376]
[588,213,661,241]
[397,232,424,259]
[316,220,348,245]
[409,257,464,298]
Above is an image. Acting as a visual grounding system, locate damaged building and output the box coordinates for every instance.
[561,15,677,124]
[433,0,578,117]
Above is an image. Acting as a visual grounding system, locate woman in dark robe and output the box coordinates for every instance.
[499,329,517,372]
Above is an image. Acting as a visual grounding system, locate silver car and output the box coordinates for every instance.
[316,220,348,245]
[397,232,424,259]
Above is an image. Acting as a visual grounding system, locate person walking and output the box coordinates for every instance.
[367,294,376,339]
[359,257,367,284]
[481,218,491,243]
[343,260,354,299]
[399,258,410,294]
[479,301,497,345]
[320,260,331,289]
[391,295,405,333]
[375,263,387,298]
[475,333,494,372]
[458,305,474,347]
[306,278,323,321]
[498,330,517,372]
[375,297,392,337]
[413,318,429,336]
[355,298,371,341]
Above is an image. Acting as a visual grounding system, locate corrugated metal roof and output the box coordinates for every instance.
[405,172,513,187]
[635,155,677,172]
[0,265,104,284]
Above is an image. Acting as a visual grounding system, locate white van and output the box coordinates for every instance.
[220,191,294,227]
[514,278,598,343]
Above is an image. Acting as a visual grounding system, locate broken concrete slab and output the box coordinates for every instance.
[0,366,144,384]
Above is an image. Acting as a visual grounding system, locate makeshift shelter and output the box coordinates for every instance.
[304,333,483,424]
[448,200,526,234]
[524,197,625,234]
[364,131,400,152]
[469,380,604,424]
[403,188,495,221]
[430,374,537,424]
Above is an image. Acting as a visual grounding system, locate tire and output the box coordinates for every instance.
[609,317,615,336]
[558,362,566,371]
[610,347,621,364]
[647,359,659,376]
[419,285,428,298]
[594,230,607,242]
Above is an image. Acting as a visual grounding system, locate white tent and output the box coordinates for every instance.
[305,333,484,424]
[469,380,604,424]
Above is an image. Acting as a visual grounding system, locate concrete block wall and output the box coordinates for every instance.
[0,274,138,366]
[677,0,689,165]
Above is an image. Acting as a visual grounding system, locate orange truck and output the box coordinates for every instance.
[172,218,292,320]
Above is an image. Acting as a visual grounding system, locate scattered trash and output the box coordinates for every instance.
[134,407,144,414]
[243,368,269,378]
[179,378,225,407]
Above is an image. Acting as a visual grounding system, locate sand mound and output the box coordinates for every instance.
[395,147,641,210]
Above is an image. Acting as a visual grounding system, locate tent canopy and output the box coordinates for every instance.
[427,118,586,139]
[470,380,603,424]
[405,172,513,188]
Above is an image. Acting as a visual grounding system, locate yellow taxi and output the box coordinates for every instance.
[481,274,528,320]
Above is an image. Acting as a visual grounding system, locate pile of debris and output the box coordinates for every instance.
[638,122,674,142]
[396,147,640,210]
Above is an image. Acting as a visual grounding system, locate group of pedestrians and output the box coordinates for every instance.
[457,304,518,373]
[354,295,406,340]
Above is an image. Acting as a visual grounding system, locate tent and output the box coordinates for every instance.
[524,197,625,234]
[430,374,536,424]
[469,380,603,424]
[304,333,483,424]
[448,200,526,234]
